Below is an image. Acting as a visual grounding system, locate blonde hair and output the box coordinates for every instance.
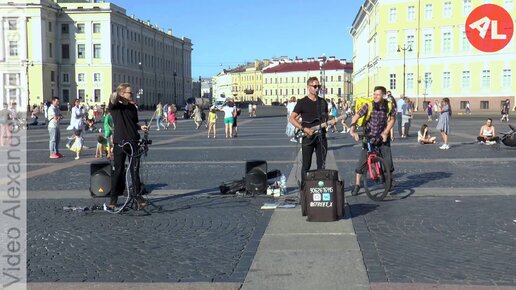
[116,83,131,96]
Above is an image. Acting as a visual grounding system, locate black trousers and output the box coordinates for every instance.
[477,136,500,143]
[111,142,141,202]
[301,134,327,183]
[355,141,394,175]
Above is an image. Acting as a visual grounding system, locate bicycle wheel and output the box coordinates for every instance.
[363,156,391,201]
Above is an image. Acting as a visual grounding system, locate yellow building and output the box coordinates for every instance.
[262,57,353,105]
[229,60,267,102]
[0,0,192,111]
[351,0,516,112]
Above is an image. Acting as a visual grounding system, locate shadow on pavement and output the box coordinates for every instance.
[390,171,453,199]
[348,203,379,218]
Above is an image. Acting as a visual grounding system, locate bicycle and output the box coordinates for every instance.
[361,140,391,201]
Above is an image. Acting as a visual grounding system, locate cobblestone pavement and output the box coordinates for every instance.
[348,195,516,286]
[28,195,273,283]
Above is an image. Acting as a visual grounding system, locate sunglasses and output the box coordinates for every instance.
[310,85,321,89]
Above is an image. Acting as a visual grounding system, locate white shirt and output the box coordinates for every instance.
[47,104,61,128]
[222,106,235,118]
[286,102,296,115]
[71,106,83,130]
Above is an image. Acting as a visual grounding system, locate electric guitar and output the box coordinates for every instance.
[295,115,347,138]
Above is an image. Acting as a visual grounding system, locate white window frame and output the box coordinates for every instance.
[389,74,396,90]
[77,44,85,59]
[502,69,512,88]
[442,72,451,89]
[443,1,452,18]
[93,44,101,59]
[463,0,472,16]
[424,4,433,19]
[442,31,452,54]
[388,33,397,56]
[9,41,18,56]
[389,8,397,23]
[481,70,490,89]
[77,73,85,83]
[62,73,69,84]
[407,73,414,89]
[93,23,101,33]
[8,19,17,30]
[76,23,85,34]
[423,32,433,55]
[407,6,415,21]
[462,70,471,89]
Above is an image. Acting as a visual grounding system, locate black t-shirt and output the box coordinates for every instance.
[108,101,140,144]
[293,96,328,128]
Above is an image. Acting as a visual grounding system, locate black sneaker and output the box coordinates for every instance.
[351,185,360,196]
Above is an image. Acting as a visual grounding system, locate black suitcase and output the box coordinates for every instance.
[301,169,345,222]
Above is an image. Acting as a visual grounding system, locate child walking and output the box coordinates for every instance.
[167,105,177,130]
[69,130,83,160]
[207,107,218,138]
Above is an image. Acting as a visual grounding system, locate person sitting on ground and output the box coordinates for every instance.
[477,118,500,144]
[418,124,437,144]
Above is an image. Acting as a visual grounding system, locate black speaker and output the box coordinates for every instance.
[245,160,267,195]
[90,161,112,197]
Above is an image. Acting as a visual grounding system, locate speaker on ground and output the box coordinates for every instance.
[90,161,112,197]
[245,160,267,195]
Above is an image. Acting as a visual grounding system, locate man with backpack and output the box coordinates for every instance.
[349,86,397,196]
[289,77,329,186]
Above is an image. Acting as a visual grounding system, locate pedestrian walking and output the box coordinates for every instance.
[436,98,452,149]
[0,103,11,147]
[193,105,203,129]
[248,103,253,117]
[501,99,510,122]
[167,104,177,130]
[426,102,433,122]
[396,96,405,138]
[207,106,218,138]
[465,101,471,114]
[155,102,165,130]
[286,97,297,142]
[222,100,236,138]
[232,105,241,137]
[401,99,413,138]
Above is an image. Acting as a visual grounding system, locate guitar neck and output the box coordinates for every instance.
[309,115,345,131]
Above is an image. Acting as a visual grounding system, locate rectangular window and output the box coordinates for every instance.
[330,76,334,82]
[77,73,85,82]
[482,70,490,88]
[442,32,452,53]
[462,70,471,88]
[503,69,512,88]
[8,74,19,86]
[94,73,101,82]
[463,0,472,15]
[93,23,101,33]
[8,20,17,30]
[9,41,18,56]
[462,31,471,51]
[443,1,452,17]
[443,72,451,89]
[49,43,53,58]
[51,71,55,82]
[338,75,342,82]
[389,8,396,23]
[388,35,397,55]
[61,24,69,34]
[63,89,70,103]
[9,89,17,100]
[94,89,101,102]
[460,101,468,110]
[62,44,69,59]
[480,101,489,110]
[77,44,85,58]
[424,4,433,19]
[389,74,396,90]
[48,21,52,32]
[424,72,432,89]
[407,6,415,21]
[424,33,433,54]
[93,44,101,58]
[77,23,85,34]
[63,73,69,83]
[407,73,414,89]
[406,34,415,51]
[78,89,85,100]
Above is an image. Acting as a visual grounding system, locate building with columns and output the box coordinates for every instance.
[0,0,192,111]
[262,56,353,105]
[351,0,516,112]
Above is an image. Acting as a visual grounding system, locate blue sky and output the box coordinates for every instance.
[113,0,363,78]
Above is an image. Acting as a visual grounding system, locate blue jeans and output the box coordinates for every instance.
[48,126,60,154]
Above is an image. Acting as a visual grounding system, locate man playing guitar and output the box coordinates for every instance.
[289,77,329,186]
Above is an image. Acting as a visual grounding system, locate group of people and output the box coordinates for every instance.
[154,102,177,131]
[0,102,20,146]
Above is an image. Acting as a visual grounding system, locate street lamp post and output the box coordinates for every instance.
[22,59,33,114]
[423,76,432,107]
[138,62,144,106]
[319,56,327,99]
[397,44,412,99]
[199,76,202,99]
[173,71,177,105]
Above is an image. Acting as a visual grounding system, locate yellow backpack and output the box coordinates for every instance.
[354,96,393,127]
